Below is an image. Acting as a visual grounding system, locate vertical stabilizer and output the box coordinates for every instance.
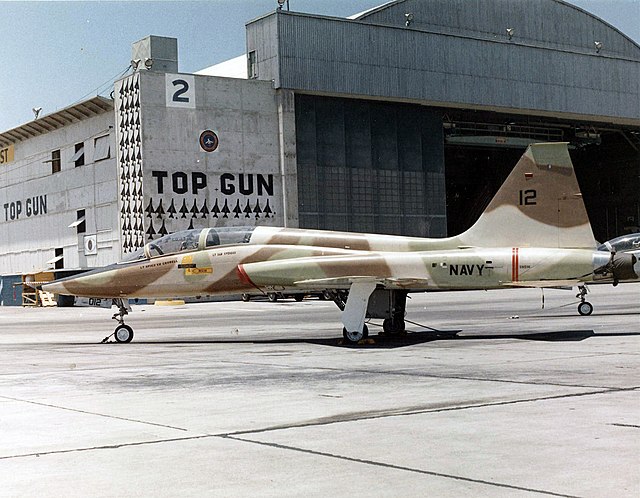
[457,143,596,249]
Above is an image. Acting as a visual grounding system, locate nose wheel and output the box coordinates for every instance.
[102,299,135,343]
[578,301,593,316]
[576,285,593,316]
[114,324,134,343]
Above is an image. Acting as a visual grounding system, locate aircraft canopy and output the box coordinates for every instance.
[122,227,256,262]
[598,233,640,253]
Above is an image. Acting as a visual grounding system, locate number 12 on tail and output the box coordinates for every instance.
[519,189,537,206]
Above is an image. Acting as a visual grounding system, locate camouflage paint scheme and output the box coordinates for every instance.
[44,143,639,305]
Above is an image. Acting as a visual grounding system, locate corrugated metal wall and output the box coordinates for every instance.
[247,4,640,125]
[246,13,280,85]
[357,0,640,60]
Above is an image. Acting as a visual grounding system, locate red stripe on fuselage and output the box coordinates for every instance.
[236,264,255,286]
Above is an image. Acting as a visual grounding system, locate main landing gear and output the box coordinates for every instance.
[381,290,407,335]
[101,299,134,343]
[337,285,408,345]
[576,285,593,316]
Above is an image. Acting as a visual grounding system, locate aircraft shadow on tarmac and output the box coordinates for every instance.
[529,311,640,319]
[129,328,640,349]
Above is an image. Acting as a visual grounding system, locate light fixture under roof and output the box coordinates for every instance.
[405,13,414,27]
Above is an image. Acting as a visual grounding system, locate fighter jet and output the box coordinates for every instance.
[43,143,640,344]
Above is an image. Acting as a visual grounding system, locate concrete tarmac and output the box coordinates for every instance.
[0,284,638,497]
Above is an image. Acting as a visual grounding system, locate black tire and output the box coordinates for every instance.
[342,324,369,344]
[578,301,593,316]
[241,294,251,302]
[383,317,406,334]
[294,294,304,302]
[114,324,134,343]
[267,293,278,303]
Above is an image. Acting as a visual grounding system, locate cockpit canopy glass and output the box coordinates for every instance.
[147,229,201,258]
[598,233,640,253]
[121,227,256,262]
[205,226,255,247]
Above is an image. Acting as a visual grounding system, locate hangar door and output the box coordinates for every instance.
[295,95,447,237]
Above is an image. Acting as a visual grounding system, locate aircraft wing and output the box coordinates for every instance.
[501,280,583,288]
[240,253,432,291]
[293,276,430,289]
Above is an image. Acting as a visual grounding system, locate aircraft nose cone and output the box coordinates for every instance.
[42,281,68,295]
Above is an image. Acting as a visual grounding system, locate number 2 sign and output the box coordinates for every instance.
[165,74,196,108]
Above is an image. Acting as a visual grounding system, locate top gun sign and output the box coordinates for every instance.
[143,169,281,238]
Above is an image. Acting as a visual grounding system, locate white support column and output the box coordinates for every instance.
[276,89,299,227]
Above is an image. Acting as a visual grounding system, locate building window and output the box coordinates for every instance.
[71,142,85,167]
[55,248,64,270]
[248,51,258,79]
[68,209,86,234]
[45,247,65,270]
[94,135,111,161]
[51,149,61,173]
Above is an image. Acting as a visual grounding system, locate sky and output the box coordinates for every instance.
[0,0,638,132]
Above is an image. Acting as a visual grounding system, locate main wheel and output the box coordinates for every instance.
[114,324,134,343]
[294,294,304,302]
[383,317,406,334]
[578,301,593,316]
[342,324,369,344]
[241,294,251,302]
[267,293,278,303]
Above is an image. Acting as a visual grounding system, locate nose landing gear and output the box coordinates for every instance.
[101,299,134,343]
[576,285,593,316]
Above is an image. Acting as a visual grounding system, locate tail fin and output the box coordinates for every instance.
[457,143,596,249]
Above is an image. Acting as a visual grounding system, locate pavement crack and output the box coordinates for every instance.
[0,435,213,461]
[0,395,188,432]
[224,435,579,498]
[223,387,637,437]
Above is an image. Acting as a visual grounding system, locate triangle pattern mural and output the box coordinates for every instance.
[114,72,145,253]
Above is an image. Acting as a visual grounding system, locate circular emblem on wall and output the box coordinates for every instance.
[83,235,97,255]
[199,130,219,152]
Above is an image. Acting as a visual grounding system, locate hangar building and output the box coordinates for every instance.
[1,0,639,304]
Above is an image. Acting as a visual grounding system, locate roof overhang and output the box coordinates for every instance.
[0,96,113,148]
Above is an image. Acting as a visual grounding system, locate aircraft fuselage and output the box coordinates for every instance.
[45,245,630,299]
